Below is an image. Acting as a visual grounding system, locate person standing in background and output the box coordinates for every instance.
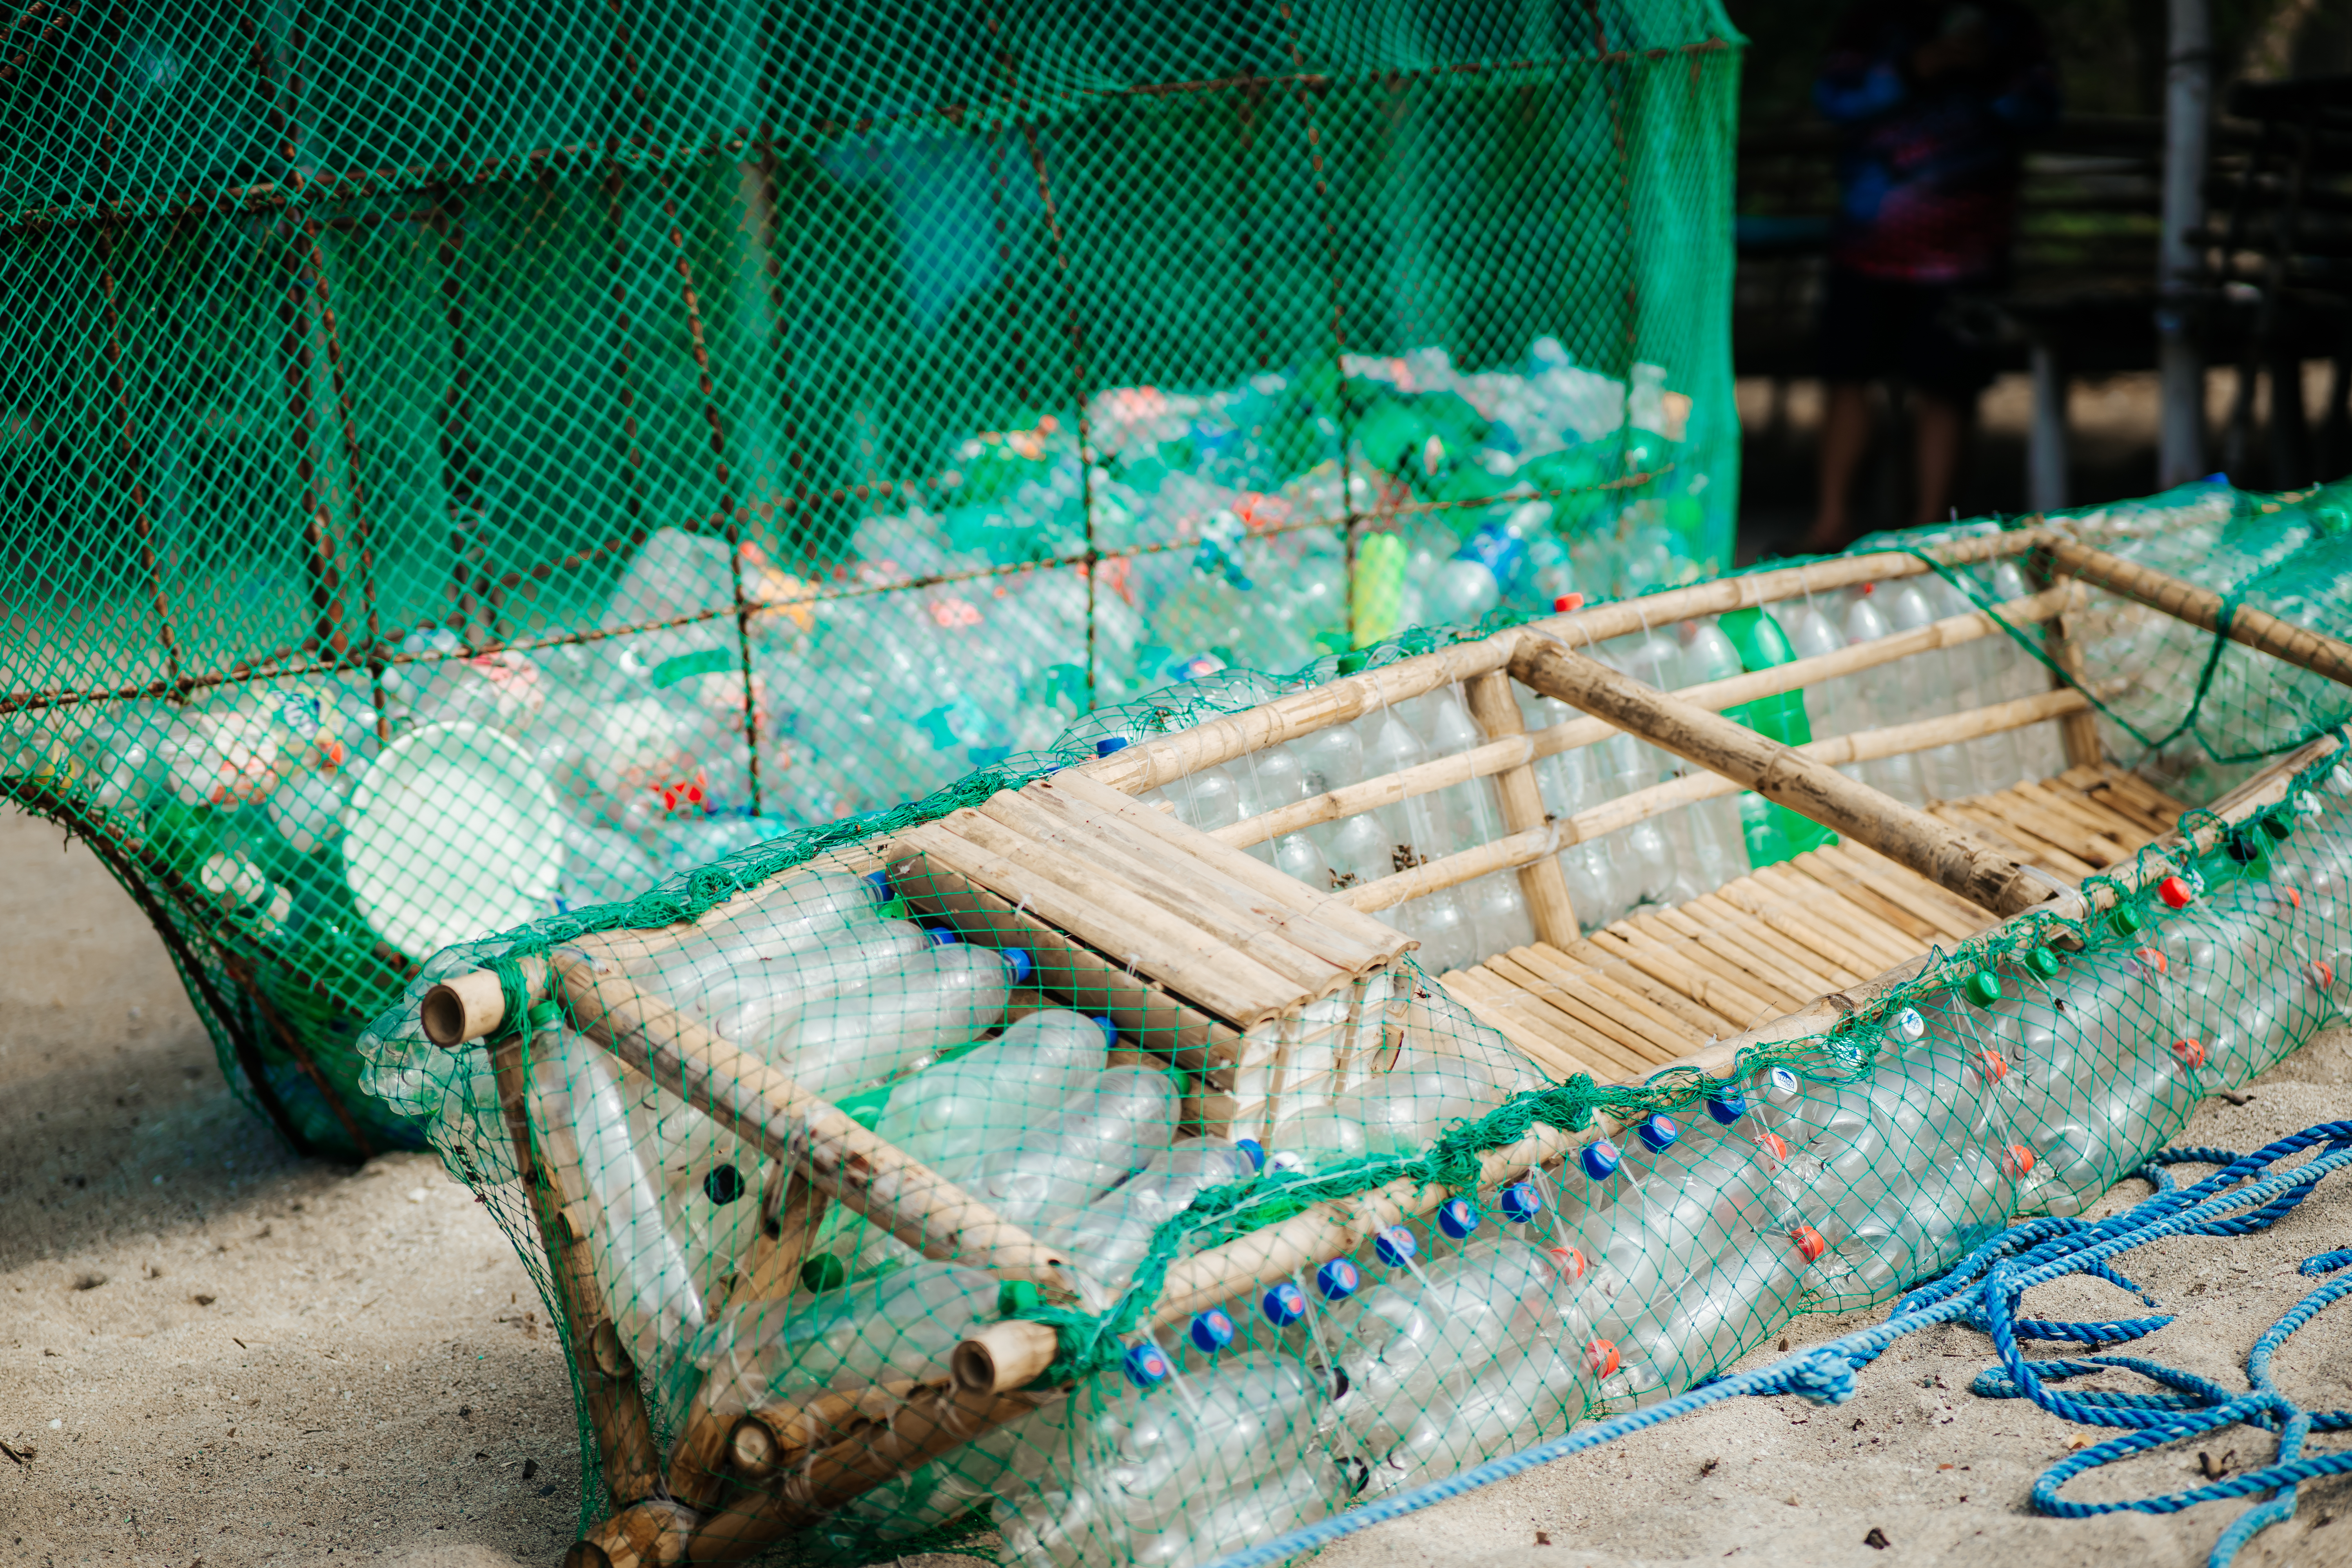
[1802,1,2058,552]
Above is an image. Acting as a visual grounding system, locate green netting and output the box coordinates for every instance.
[3,0,1744,1161]
[330,486,2352,1566]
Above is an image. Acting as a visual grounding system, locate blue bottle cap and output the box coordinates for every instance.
[1437,1196,1479,1239]
[1706,1092,1748,1126]
[1235,1138,1267,1173]
[1090,1014,1119,1049]
[927,928,961,946]
[1373,1226,1418,1267]
[1002,947,1034,984]
[862,869,893,902]
[1122,1343,1173,1387]
[1188,1310,1235,1353]
[1499,1182,1543,1223]
[1094,736,1131,757]
[1316,1259,1361,1300]
[1579,1138,1622,1181]
[1262,1281,1308,1326]
[1635,1113,1679,1154]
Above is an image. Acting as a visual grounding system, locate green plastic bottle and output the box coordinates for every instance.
[1718,606,1837,866]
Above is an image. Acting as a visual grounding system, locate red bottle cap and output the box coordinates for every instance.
[2002,1143,2036,1179]
[1790,1225,1827,1262]
[1754,1131,1789,1165]
[1552,593,1586,613]
[1974,1050,2009,1085]
[2171,1037,2207,1069]
[1548,1245,1589,1282]
[2157,875,2194,909]
[1583,1338,1620,1377]
[2311,960,2337,989]
[2279,886,2303,910]
[2134,946,2167,975]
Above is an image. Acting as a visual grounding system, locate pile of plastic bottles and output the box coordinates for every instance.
[29,339,1717,970]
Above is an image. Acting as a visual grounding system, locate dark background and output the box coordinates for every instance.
[1721,0,2352,560]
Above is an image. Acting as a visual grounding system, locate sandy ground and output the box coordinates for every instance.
[6,799,2352,1568]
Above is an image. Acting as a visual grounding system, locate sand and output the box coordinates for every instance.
[5,799,2351,1568]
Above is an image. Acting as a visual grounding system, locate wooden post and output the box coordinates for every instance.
[484,1023,664,1512]
[1510,640,2054,918]
[555,956,1071,1289]
[2040,538,2352,690]
[1462,670,1582,946]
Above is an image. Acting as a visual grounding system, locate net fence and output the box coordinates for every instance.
[2,0,1741,1161]
[347,482,2352,1565]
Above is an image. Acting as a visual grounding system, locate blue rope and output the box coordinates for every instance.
[1194,1123,2352,1568]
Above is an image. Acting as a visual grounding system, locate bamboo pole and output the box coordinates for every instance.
[1463,669,1583,946]
[1340,689,2090,913]
[483,1023,664,1512]
[684,1382,1052,1565]
[1510,641,2056,918]
[2041,538,2352,689]
[565,1499,697,1568]
[1086,530,2050,796]
[555,956,1072,1289]
[1216,584,2076,851]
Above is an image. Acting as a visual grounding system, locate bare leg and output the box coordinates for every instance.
[1806,381,1873,552]
[1910,391,1965,527]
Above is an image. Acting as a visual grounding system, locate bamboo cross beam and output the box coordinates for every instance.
[1215,582,2078,852]
[554,955,1073,1290]
[2040,538,2352,689]
[1339,687,2094,913]
[1510,640,2056,919]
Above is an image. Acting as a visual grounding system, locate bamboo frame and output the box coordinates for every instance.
[1341,688,2090,914]
[1215,583,2076,851]
[1463,668,1583,946]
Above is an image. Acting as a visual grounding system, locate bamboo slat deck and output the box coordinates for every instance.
[1437,764,2186,1079]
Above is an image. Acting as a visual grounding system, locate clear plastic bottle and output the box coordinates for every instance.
[1840,588,1931,806]
[872,1009,1116,1172]
[1883,580,1979,800]
[735,942,1028,1096]
[1988,560,2068,781]
[1044,1138,1263,1295]
[967,1064,1180,1231]
[682,1260,1002,1414]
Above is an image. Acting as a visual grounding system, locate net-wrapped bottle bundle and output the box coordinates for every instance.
[359,505,2352,1568]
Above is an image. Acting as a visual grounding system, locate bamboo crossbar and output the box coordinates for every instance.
[1339,687,2094,913]
[1214,583,2076,852]
[2043,539,2352,690]
[1512,642,2056,919]
[553,956,1073,1290]
[1083,530,2050,797]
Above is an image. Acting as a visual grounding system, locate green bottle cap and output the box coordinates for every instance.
[799,1252,847,1294]
[998,1280,1042,1318]
[2110,904,2145,935]
[1336,649,1372,676]
[2263,813,2293,841]
[1962,971,2003,1008]
[2026,946,2063,980]
[528,1000,564,1031]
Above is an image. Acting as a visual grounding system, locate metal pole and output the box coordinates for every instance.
[2156,0,2211,486]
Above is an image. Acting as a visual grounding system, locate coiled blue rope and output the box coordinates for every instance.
[1195,1122,2352,1568]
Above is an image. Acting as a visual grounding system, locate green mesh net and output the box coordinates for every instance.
[3,0,1744,1161]
[338,483,2352,1566]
